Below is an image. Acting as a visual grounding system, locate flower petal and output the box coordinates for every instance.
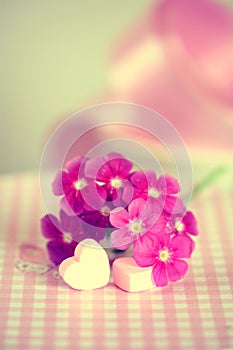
[81,182,106,211]
[170,234,193,258]
[146,170,158,188]
[158,232,170,247]
[85,156,107,181]
[52,170,76,197]
[110,207,130,228]
[183,211,198,236]
[133,234,159,267]
[60,210,82,234]
[130,170,148,190]
[164,196,186,214]
[121,181,134,204]
[141,198,158,220]
[65,156,86,178]
[41,214,62,239]
[106,155,133,178]
[110,228,132,250]
[46,240,75,265]
[65,190,85,215]
[107,152,125,161]
[157,174,180,194]
[80,208,111,229]
[128,198,147,220]
[52,171,64,195]
[149,215,167,235]
[165,213,182,234]
[152,261,168,287]
[131,169,157,189]
[111,187,128,207]
[59,197,74,216]
[167,259,188,282]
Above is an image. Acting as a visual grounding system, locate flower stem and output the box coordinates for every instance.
[192,165,227,198]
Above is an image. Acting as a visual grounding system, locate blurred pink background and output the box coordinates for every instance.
[108,0,233,151]
[2,0,233,173]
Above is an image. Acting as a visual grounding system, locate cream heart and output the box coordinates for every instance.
[59,239,110,290]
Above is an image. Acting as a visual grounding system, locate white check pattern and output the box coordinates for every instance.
[0,174,232,350]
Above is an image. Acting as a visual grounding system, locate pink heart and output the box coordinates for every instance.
[113,257,155,292]
[59,239,110,290]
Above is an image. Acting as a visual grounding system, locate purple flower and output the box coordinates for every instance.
[79,203,114,228]
[110,198,166,250]
[41,210,105,265]
[52,156,106,215]
[130,170,185,214]
[41,211,79,265]
[85,152,134,205]
[133,232,194,287]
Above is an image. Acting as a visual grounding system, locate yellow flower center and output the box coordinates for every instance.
[110,177,122,189]
[159,249,170,262]
[74,178,87,190]
[148,187,160,198]
[63,233,72,243]
[175,220,184,232]
[129,220,143,235]
[101,206,111,217]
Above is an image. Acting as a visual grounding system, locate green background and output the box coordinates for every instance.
[1,0,153,173]
[1,0,232,173]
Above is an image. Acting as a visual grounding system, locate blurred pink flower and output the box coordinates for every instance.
[109,0,233,150]
[153,0,233,105]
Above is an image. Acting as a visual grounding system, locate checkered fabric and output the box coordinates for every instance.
[0,173,232,350]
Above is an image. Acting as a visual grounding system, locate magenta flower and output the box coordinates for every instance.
[130,170,185,214]
[52,156,106,215]
[133,232,193,287]
[85,152,134,205]
[110,198,166,250]
[166,211,198,236]
[165,210,198,252]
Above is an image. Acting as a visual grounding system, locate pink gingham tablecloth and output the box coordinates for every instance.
[0,173,232,350]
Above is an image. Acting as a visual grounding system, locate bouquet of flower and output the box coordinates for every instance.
[41,152,198,288]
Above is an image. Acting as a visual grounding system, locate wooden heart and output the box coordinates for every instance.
[59,239,110,290]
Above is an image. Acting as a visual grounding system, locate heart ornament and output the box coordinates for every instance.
[59,239,110,290]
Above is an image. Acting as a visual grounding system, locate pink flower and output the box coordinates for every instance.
[85,152,134,205]
[133,232,193,287]
[165,210,198,252]
[166,211,198,236]
[110,198,166,250]
[130,170,185,214]
[109,0,233,149]
[153,0,233,105]
[52,156,106,215]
